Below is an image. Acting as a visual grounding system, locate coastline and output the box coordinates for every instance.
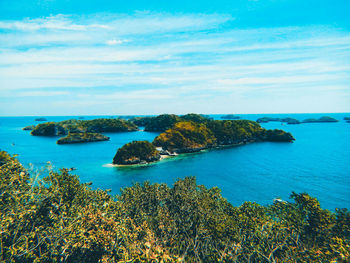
[108,142,248,168]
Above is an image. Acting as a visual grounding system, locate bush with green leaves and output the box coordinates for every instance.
[1,151,349,262]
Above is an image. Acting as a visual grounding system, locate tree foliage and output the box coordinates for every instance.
[153,121,216,152]
[1,152,348,262]
[153,120,294,153]
[30,118,138,137]
[113,141,160,165]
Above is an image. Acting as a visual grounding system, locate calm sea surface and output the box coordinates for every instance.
[1,113,349,210]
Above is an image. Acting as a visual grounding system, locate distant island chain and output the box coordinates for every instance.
[22,114,345,166]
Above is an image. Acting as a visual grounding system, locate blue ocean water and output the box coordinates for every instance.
[0,113,349,210]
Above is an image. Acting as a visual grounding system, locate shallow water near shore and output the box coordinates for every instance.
[1,113,349,210]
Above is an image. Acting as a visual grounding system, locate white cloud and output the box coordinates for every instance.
[0,13,349,115]
[105,39,129,45]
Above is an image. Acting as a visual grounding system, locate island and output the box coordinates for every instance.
[57,132,110,144]
[131,113,212,131]
[256,117,300,124]
[22,125,35,131]
[27,118,138,144]
[143,114,182,132]
[113,140,160,165]
[34,117,47,121]
[30,118,138,137]
[302,116,338,123]
[114,119,295,165]
[221,114,240,119]
[344,117,350,121]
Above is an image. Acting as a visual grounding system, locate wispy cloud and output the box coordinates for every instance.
[0,13,349,115]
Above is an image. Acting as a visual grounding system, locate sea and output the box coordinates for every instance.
[0,113,349,211]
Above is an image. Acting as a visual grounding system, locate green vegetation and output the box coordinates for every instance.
[153,121,216,152]
[262,129,296,142]
[117,119,294,165]
[1,152,349,262]
[57,132,110,144]
[129,116,154,127]
[221,114,240,119]
[180,113,212,123]
[130,114,211,130]
[153,120,294,153]
[206,119,265,145]
[82,118,138,133]
[31,122,66,136]
[144,114,182,132]
[113,141,160,165]
[22,125,35,131]
[29,118,138,139]
[257,117,300,124]
[302,116,338,123]
[34,117,47,121]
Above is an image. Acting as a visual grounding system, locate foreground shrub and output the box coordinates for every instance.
[0,152,349,262]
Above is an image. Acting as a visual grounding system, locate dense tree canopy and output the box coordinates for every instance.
[153,121,216,152]
[30,118,138,137]
[113,140,160,165]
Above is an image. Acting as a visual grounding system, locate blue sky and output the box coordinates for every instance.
[0,0,349,115]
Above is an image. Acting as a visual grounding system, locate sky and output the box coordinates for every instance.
[0,0,349,116]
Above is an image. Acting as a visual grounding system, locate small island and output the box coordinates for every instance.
[114,119,295,165]
[302,116,338,123]
[57,132,110,144]
[113,141,160,165]
[34,117,47,121]
[221,114,240,120]
[30,118,138,137]
[256,117,300,124]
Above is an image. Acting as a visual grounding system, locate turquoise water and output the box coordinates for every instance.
[1,113,349,210]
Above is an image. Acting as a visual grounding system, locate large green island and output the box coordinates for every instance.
[113,115,295,165]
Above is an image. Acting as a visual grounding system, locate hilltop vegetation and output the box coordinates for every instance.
[153,120,294,153]
[153,121,216,152]
[1,152,349,262]
[130,114,212,132]
[143,114,182,132]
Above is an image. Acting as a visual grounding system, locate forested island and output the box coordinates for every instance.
[1,151,349,262]
[56,132,110,144]
[24,118,138,144]
[113,115,294,165]
[256,116,338,124]
[221,114,240,119]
